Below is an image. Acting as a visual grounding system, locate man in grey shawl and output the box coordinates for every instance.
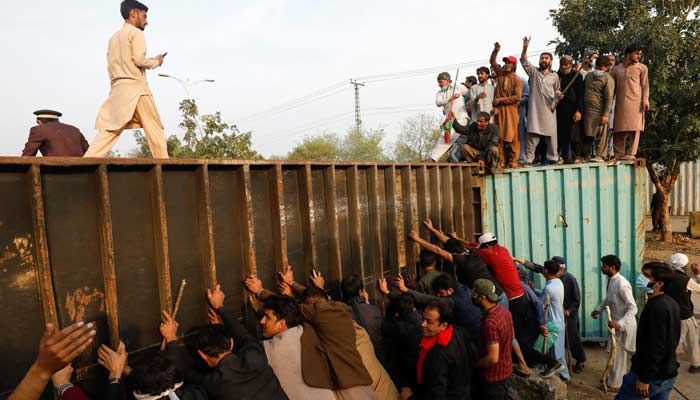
[520,36,561,166]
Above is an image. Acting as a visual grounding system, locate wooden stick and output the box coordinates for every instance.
[550,67,582,112]
[600,305,617,394]
[542,294,551,354]
[161,279,187,350]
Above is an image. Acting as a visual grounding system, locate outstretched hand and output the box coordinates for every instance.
[522,36,531,48]
[244,275,264,295]
[207,284,226,310]
[310,269,325,289]
[278,265,295,286]
[160,311,178,343]
[378,277,390,295]
[494,42,501,51]
[97,341,127,380]
[394,275,409,293]
[34,322,96,377]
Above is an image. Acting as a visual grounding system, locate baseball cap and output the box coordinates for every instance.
[473,279,499,302]
[502,56,518,65]
[477,232,497,248]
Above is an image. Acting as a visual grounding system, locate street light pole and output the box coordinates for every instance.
[158,74,215,138]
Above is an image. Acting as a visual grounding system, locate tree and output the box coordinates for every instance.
[393,113,441,162]
[286,133,341,161]
[550,0,700,242]
[129,99,261,159]
[285,127,390,162]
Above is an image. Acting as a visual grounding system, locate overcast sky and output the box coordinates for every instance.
[1,0,561,158]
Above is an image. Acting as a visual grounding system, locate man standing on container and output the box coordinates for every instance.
[490,43,523,168]
[610,44,650,160]
[86,0,169,158]
[591,255,637,392]
[520,36,561,166]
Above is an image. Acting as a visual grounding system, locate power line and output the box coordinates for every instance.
[236,48,555,125]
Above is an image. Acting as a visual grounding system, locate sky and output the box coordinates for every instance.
[0,0,562,158]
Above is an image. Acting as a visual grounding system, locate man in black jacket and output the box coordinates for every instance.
[615,263,680,399]
[403,302,476,400]
[341,274,385,363]
[382,294,423,394]
[160,284,288,400]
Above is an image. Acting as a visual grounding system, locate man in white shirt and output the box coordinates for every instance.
[432,72,470,161]
[591,255,638,392]
[468,67,495,121]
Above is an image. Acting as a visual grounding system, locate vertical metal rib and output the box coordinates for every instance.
[28,165,58,325]
[463,165,476,240]
[196,165,217,289]
[384,165,400,273]
[269,164,289,271]
[240,165,257,274]
[297,164,317,271]
[149,165,172,314]
[96,166,120,348]
[440,166,454,233]
[347,166,365,278]
[323,166,342,283]
[400,166,417,274]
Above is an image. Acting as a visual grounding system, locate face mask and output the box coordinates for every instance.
[647,281,657,289]
[440,86,449,92]
[592,69,605,76]
[636,274,653,294]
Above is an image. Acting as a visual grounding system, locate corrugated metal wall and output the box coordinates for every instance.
[0,157,482,395]
[482,160,646,340]
[646,161,700,215]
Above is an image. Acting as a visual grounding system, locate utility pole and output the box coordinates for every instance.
[350,80,365,135]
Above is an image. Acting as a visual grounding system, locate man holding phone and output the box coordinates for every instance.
[87,0,169,158]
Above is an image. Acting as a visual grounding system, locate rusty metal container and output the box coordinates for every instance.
[0,157,482,394]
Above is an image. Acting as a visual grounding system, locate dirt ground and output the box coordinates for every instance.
[566,232,700,400]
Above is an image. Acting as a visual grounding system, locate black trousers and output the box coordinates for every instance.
[566,314,587,363]
[556,105,577,162]
[509,295,558,368]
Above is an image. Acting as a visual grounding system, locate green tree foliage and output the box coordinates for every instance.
[285,127,390,162]
[286,133,342,161]
[130,99,261,159]
[550,0,700,241]
[393,113,441,162]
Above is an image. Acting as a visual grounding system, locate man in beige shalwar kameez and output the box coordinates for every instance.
[610,44,650,160]
[490,42,522,168]
[86,0,169,158]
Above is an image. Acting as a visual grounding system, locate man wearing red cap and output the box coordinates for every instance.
[490,43,523,168]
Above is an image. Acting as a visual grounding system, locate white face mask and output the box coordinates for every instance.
[440,86,450,92]
[592,69,605,76]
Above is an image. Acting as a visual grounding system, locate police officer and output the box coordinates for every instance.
[22,110,89,157]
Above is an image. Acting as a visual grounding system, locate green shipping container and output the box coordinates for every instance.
[482,160,647,340]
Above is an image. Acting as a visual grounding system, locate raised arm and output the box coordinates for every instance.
[490,42,503,73]
[408,230,453,263]
[520,36,531,64]
[423,218,450,244]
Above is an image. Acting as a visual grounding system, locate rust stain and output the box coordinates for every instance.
[1,234,38,289]
[65,287,105,322]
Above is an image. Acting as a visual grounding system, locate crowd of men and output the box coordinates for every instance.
[7,217,700,400]
[436,38,649,174]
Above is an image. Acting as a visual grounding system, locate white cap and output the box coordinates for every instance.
[669,253,689,271]
[478,232,497,247]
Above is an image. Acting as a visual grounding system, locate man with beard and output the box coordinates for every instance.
[468,67,496,121]
[610,44,650,160]
[87,0,169,158]
[591,255,638,392]
[490,43,523,168]
[555,55,584,164]
[520,37,561,166]
[452,112,502,173]
[582,55,615,162]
